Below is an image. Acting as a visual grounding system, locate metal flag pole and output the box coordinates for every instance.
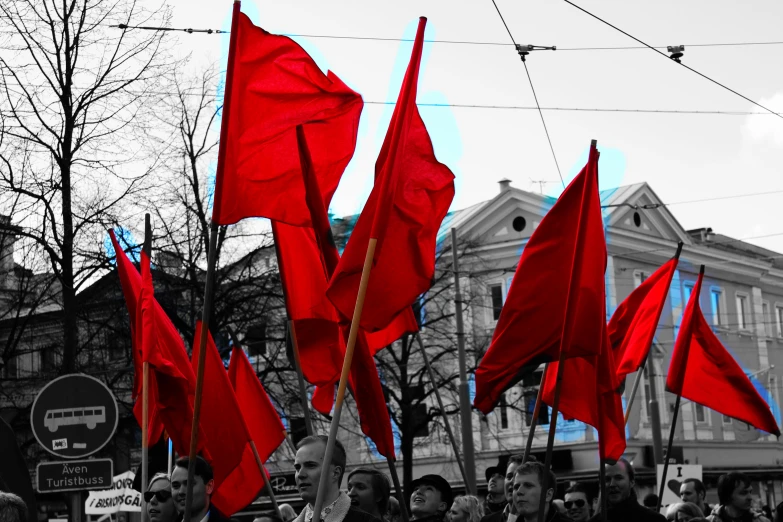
[415,333,471,490]
[623,361,646,425]
[450,228,477,494]
[288,320,314,436]
[141,213,151,517]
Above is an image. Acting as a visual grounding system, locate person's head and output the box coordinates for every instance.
[146,473,176,522]
[604,459,634,506]
[410,474,453,520]
[643,494,659,511]
[717,472,752,513]
[512,461,557,520]
[564,483,591,522]
[388,496,402,522]
[0,492,27,522]
[665,502,704,522]
[171,456,215,517]
[504,455,525,502]
[294,435,347,505]
[448,495,483,522]
[347,468,391,519]
[680,479,706,507]
[279,504,297,522]
[253,513,284,522]
[485,466,505,497]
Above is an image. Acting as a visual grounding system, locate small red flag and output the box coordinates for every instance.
[211,8,363,227]
[191,324,251,489]
[326,17,455,333]
[543,324,626,461]
[609,254,679,382]
[666,269,780,436]
[211,347,286,515]
[136,249,201,456]
[474,144,605,414]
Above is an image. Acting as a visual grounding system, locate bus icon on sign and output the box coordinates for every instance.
[44,406,106,432]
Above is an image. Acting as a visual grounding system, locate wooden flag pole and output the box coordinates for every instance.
[183,2,239,521]
[416,333,471,490]
[623,361,646,425]
[656,263,702,513]
[387,459,411,522]
[522,364,548,463]
[310,238,377,522]
[141,213,151,518]
[288,320,314,436]
[536,139,598,522]
[250,440,284,521]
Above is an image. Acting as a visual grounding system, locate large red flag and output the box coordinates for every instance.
[608,251,680,382]
[666,269,779,435]
[136,249,201,456]
[474,144,605,414]
[543,322,626,461]
[191,324,251,489]
[326,17,455,333]
[210,347,286,515]
[211,8,363,227]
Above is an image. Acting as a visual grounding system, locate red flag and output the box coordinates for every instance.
[326,17,455,333]
[136,249,201,456]
[666,269,779,435]
[474,144,605,414]
[191,323,251,489]
[211,7,363,227]
[211,348,286,515]
[608,252,680,382]
[543,323,626,461]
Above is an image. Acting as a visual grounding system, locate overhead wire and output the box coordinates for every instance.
[489,0,565,188]
[561,0,783,120]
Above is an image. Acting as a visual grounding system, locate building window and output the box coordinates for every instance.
[499,393,509,429]
[711,289,724,327]
[722,414,732,425]
[694,403,707,424]
[683,282,694,304]
[777,306,783,338]
[3,355,18,378]
[633,270,648,288]
[770,375,781,425]
[735,294,749,330]
[246,322,267,356]
[489,284,503,321]
[762,301,771,337]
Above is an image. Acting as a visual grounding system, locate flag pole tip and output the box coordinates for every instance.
[419,16,428,22]
[590,139,598,149]
[699,264,705,275]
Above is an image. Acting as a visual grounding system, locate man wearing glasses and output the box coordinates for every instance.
[563,484,591,522]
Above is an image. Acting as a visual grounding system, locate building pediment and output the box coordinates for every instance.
[603,184,692,245]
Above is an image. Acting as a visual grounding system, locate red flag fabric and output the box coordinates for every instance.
[135,249,200,456]
[211,348,286,515]
[666,270,780,435]
[191,323,251,489]
[211,9,363,227]
[608,255,679,382]
[543,322,626,461]
[474,144,605,414]
[326,17,455,333]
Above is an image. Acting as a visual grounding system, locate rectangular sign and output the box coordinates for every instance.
[85,470,141,514]
[656,464,703,507]
[36,458,113,493]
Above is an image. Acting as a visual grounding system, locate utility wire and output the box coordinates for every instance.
[561,0,783,120]
[490,0,565,188]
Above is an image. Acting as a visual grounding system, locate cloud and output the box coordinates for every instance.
[742,92,783,146]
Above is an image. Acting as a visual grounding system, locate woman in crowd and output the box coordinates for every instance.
[665,502,705,522]
[347,468,392,521]
[145,473,178,522]
[448,495,483,522]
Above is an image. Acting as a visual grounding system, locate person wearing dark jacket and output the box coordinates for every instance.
[409,474,453,522]
[588,459,665,522]
[480,455,525,522]
[483,465,507,515]
[171,456,234,522]
[707,472,770,522]
[511,460,567,522]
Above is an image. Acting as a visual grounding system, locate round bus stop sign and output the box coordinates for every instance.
[31,374,119,459]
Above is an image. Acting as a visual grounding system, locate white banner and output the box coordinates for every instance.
[85,471,142,514]
[656,464,703,507]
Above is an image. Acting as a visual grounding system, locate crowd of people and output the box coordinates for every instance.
[1,437,780,522]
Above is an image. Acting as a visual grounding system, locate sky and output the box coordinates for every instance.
[160,0,783,254]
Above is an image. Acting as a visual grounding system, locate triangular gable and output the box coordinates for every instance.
[604,184,692,245]
[454,188,551,245]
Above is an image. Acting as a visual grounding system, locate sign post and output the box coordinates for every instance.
[31,374,119,522]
